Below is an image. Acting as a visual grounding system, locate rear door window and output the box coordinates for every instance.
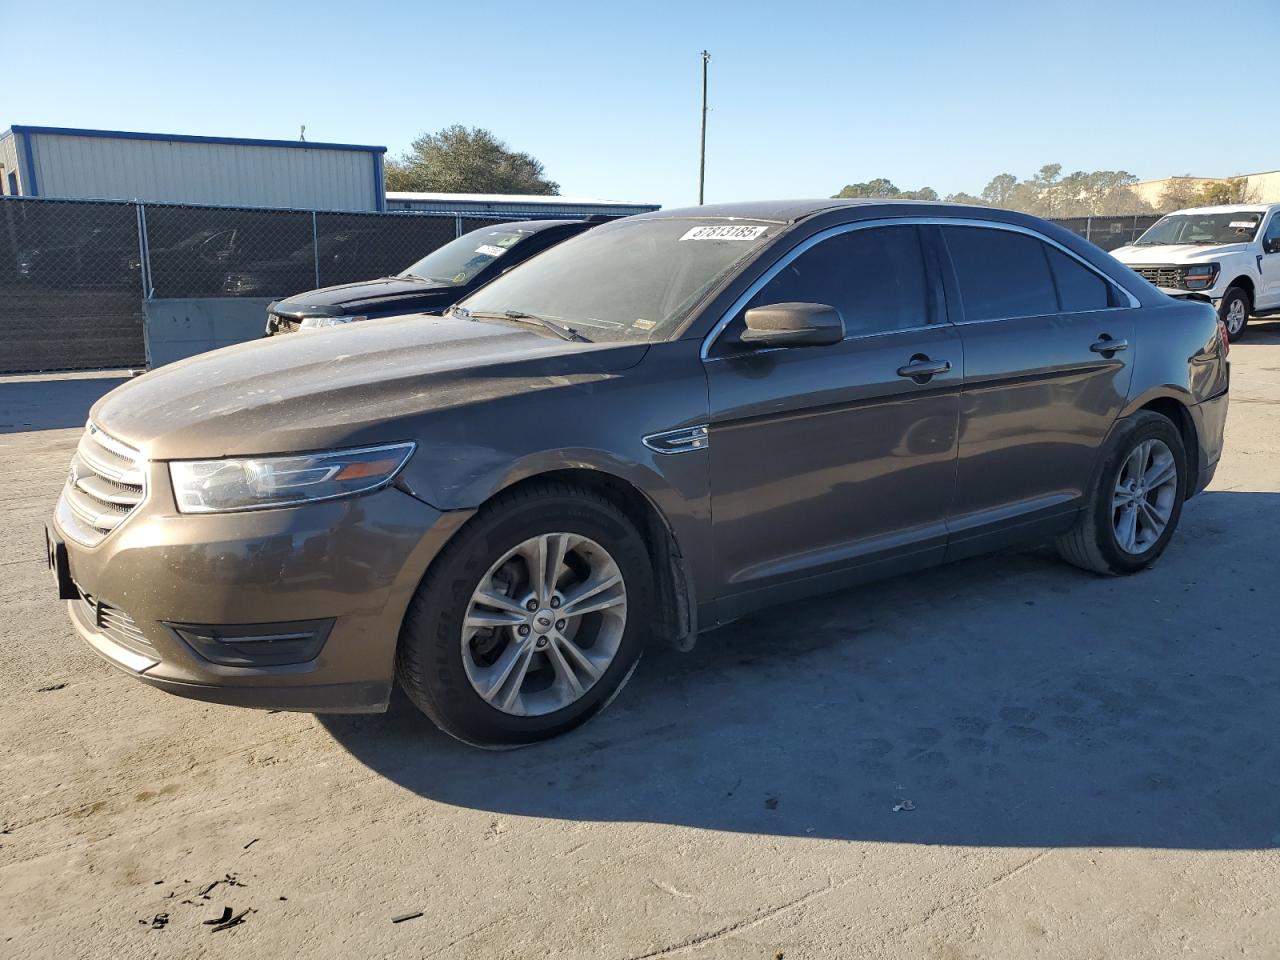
[943,226,1056,321]
[744,225,931,337]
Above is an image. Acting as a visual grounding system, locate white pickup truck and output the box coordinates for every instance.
[1112,203,1280,341]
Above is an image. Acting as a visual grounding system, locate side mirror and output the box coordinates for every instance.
[1264,237,1280,255]
[740,302,844,348]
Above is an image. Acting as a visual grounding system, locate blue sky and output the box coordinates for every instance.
[6,0,1279,208]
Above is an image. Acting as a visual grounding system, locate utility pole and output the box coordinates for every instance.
[698,50,711,205]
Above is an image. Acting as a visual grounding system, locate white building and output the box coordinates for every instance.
[0,125,387,211]
[386,192,659,219]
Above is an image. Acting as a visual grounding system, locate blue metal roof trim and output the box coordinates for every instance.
[6,125,387,154]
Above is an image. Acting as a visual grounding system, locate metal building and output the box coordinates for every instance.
[0,125,387,211]
[385,191,659,218]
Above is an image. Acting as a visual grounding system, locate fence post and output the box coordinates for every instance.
[455,214,463,239]
[137,202,153,300]
[311,211,320,289]
[1085,216,1092,245]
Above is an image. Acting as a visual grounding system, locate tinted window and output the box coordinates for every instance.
[944,226,1056,321]
[1046,246,1112,311]
[1265,215,1280,247]
[744,226,930,336]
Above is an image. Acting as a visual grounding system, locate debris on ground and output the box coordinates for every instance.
[140,913,169,930]
[392,911,424,924]
[243,838,259,850]
[892,800,916,813]
[199,873,247,898]
[203,907,233,926]
[36,683,67,692]
[210,908,253,932]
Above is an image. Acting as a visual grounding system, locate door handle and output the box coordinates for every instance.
[1090,337,1129,354]
[897,356,952,382]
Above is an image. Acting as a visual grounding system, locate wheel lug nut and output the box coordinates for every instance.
[555,619,566,631]
[517,624,531,637]
[536,637,548,648]
[550,596,561,608]
[525,599,538,612]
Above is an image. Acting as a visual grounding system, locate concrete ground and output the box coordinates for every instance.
[1,327,1278,960]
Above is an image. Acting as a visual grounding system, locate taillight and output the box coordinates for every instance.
[1217,318,1230,357]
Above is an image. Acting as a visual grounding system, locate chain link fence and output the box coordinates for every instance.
[1,196,1169,373]
[1052,214,1163,252]
[0,197,543,372]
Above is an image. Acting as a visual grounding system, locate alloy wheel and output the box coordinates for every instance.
[1112,438,1179,555]
[1224,297,1247,336]
[461,532,627,716]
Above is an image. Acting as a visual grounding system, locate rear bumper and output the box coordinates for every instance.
[1188,387,1228,496]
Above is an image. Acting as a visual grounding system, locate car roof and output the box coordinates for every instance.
[1163,203,1279,216]
[464,219,589,233]
[629,198,1022,225]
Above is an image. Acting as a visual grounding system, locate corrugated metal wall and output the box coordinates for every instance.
[0,134,21,194]
[27,133,381,211]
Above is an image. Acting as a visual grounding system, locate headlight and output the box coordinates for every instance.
[1182,263,1220,290]
[298,314,367,330]
[169,442,415,513]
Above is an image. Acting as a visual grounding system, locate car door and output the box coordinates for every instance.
[703,223,961,608]
[938,223,1136,559]
[1259,211,1280,309]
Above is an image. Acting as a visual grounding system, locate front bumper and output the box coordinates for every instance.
[55,474,470,713]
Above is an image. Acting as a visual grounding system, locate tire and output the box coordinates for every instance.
[1218,285,1251,342]
[395,482,653,748]
[1055,411,1188,576]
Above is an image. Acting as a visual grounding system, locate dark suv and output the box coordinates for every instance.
[51,200,1229,748]
[263,219,600,334]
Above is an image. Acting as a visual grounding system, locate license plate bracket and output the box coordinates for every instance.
[46,525,78,600]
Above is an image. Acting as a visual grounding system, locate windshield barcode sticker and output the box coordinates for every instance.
[679,225,768,241]
[475,244,506,257]
[1228,221,1257,229]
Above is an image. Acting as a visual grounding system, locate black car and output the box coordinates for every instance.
[263,219,601,335]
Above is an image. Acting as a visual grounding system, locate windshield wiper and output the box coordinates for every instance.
[455,307,591,343]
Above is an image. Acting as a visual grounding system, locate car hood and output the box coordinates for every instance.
[271,276,460,317]
[91,315,648,460]
[1112,243,1250,263]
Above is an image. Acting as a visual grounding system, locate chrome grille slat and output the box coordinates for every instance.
[58,424,145,546]
[1131,264,1183,288]
[78,588,154,657]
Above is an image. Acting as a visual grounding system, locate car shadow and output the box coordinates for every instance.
[321,490,1280,850]
[0,374,130,433]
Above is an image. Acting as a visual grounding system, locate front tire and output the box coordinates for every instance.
[1056,411,1188,576]
[395,483,653,748]
[1218,286,1250,342]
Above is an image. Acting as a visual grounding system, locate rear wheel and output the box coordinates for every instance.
[396,483,652,748]
[1056,411,1188,575]
[1218,286,1250,342]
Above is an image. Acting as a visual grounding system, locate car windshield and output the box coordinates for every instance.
[455,218,776,342]
[399,227,537,285]
[1134,212,1262,246]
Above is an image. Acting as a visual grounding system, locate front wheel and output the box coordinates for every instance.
[1218,286,1251,342]
[395,483,653,748]
[1056,411,1188,576]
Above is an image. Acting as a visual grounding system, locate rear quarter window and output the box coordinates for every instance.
[1045,245,1113,312]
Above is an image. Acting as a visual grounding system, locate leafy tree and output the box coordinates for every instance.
[834,164,1155,216]
[385,125,560,195]
[1197,177,1257,206]
[1158,176,1204,211]
[833,179,938,201]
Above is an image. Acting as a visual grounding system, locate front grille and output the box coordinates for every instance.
[57,423,146,546]
[76,587,155,659]
[1131,264,1184,289]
